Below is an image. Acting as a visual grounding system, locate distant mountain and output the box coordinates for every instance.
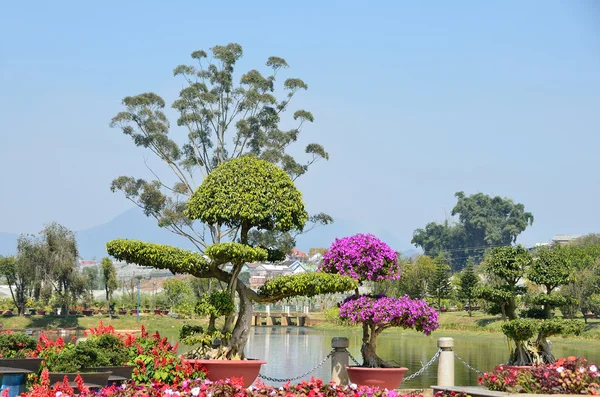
[1,208,418,260]
[75,208,200,259]
[0,232,18,256]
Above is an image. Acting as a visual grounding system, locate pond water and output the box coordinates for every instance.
[166,326,600,388]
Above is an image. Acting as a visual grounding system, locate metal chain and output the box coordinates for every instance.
[258,347,445,383]
[454,351,484,375]
[258,350,335,383]
[345,349,361,366]
[403,348,441,382]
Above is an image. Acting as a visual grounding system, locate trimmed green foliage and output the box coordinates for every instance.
[205,242,267,266]
[259,272,358,302]
[106,239,209,276]
[186,156,308,241]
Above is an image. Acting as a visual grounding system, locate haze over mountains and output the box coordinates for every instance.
[0,208,418,260]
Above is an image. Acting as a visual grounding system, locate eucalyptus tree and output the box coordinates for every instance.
[109,43,331,253]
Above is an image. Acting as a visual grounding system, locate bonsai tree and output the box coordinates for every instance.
[480,245,585,365]
[320,233,439,368]
[501,318,584,365]
[476,245,532,320]
[525,246,583,363]
[107,156,357,359]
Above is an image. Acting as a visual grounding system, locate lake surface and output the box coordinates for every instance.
[238,327,599,388]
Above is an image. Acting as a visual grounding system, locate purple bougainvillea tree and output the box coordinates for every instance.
[320,233,440,368]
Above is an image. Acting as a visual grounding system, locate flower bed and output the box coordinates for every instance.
[19,374,425,397]
[479,357,599,394]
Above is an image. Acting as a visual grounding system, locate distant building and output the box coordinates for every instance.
[288,248,308,262]
[552,235,581,245]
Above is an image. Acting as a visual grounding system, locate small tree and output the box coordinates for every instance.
[101,257,118,318]
[428,257,452,310]
[384,255,436,299]
[40,223,81,316]
[108,156,356,359]
[477,245,531,320]
[0,248,37,316]
[1,235,44,316]
[526,246,581,363]
[458,260,479,316]
[320,233,439,368]
[163,278,192,311]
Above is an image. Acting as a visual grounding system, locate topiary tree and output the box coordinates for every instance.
[501,318,584,365]
[320,233,439,368]
[476,245,532,320]
[107,156,357,359]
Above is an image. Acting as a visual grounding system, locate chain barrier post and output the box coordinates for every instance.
[437,337,455,386]
[331,337,349,386]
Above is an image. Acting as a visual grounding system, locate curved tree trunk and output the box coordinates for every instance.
[535,333,555,364]
[509,340,534,366]
[360,324,392,368]
[224,282,254,359]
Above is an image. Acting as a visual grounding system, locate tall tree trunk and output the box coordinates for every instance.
[105,286,112,319]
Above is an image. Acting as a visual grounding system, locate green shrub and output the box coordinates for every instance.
[0,332,37,358]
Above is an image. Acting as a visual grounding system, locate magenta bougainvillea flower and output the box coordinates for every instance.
[321,233,440,368]
[339,294,439,335]
[320,233,401,281]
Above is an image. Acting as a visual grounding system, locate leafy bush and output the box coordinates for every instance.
[0,331,37,358]
[480,356,600,394]
[31,322,205,386]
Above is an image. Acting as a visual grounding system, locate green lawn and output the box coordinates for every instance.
[311,310,600,340]
[0,313,209,332]
[3,310,599,341]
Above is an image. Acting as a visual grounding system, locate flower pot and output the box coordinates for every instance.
[2,310,13,317]
[68,311,78,316]
[346,366,408,389]
[0,358,43,372]
[48,371,112,388]
[161,310,169,315]
[183,359,266,388]
[37,310,46,315]
[118,310,127,315]
[154,309,162,315]
[82,310,94,316]
[130,309,137,315]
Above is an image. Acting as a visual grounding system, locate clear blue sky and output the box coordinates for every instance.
[1,1,599,250]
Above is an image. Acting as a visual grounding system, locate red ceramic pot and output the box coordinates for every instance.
[346,366,408,389]
[183,359,266,388]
